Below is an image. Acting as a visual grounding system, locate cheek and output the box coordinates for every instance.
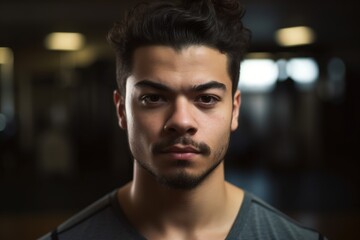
[127,115,154,159]
[204,108,233,139]
[127,108,164,143]
[203,106,233,128]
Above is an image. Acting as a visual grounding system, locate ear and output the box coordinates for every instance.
[113,90,127,129]
[230,90,241,131]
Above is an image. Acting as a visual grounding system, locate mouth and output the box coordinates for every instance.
[159,145,201,160]
[163,145,201,154]
[152,136,211,158]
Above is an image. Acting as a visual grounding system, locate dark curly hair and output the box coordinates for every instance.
[108,0,251,95]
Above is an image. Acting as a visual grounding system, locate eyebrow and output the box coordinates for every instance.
[134,80,226,92]
[134,80,172,91]
[192,81,226,92]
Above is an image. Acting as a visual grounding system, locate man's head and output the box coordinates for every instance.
[110,0,250,190]
[114,45,241,189]
[108,0,250,96]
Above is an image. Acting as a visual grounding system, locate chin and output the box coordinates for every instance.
[156,172,206,190]
[155,160,223,190]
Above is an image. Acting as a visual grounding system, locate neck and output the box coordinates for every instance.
[117,161,244,239]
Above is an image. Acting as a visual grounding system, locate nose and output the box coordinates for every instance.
[164,97,198,135]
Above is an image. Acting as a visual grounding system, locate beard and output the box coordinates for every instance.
[134,135,230,190]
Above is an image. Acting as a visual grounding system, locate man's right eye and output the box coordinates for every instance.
[140,94,166,105]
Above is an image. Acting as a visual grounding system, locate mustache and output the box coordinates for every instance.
[152,136,211,156]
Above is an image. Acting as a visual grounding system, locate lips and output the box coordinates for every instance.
[152,137,211,157]
[163,145,201,154]
[159,145,201,160]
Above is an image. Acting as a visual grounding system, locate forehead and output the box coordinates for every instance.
[130,45,232,88]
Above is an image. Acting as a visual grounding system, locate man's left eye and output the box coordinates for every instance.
[196,95,220,106]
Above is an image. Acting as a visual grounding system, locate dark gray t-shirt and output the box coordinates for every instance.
[39,190,326,240]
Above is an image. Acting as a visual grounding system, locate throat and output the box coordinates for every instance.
[117,180,244,240]
[131,165,229,224]
[116,161,244,239]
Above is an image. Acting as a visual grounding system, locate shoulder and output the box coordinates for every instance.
[38,189,143,240]
[228,191,327,239]
[58,191,114,233]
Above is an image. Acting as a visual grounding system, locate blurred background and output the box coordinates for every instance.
[0,0,359,239]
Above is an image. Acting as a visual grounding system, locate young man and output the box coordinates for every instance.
[40,0,326,239]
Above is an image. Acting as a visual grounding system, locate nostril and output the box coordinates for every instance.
[163,124,197,135]
[187,127,197,135]
[163,124,174,132]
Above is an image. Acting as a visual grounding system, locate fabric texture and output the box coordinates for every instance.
[38,189,326,240]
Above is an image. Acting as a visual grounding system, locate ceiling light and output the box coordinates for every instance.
[0,47,12,64]
[45,32,85,51]
[275,26,316,47]
[287,58,319,84]
[239,59,279,92]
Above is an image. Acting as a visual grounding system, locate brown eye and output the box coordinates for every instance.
[199,96,215,103]
[140,94,166,105]
[195,95,220,107]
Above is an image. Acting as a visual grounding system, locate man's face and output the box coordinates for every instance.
[114,45,241,189]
